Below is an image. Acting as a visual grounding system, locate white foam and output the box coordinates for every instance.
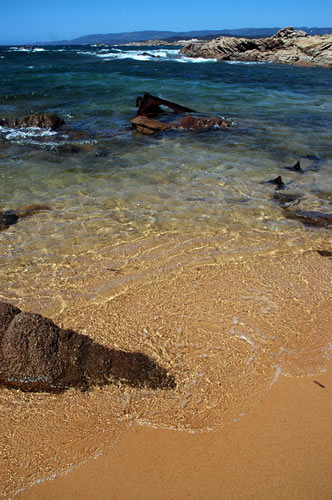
[75,47,216,64]
[175,56,217,63]
[225,60,268,65]
[0,126,57,142]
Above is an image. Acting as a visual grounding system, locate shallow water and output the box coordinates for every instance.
[0,45,331,498]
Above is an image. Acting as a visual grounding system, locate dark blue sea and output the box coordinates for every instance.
[1,44,332,497]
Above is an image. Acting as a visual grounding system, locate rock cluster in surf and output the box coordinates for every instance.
[131,92,233,135]
[0,113,65,131]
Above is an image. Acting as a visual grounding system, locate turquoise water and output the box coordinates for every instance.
[0,44,332,271]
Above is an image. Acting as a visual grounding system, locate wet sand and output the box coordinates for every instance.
[19,366,332,499]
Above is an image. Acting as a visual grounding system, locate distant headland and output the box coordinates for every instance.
[33,27,332,46]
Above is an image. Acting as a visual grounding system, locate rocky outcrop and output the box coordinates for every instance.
[0,113,65,130]
[131,92,233,135]
[0,204,50,231]
[181,27,332,67]
[0,301,175,392]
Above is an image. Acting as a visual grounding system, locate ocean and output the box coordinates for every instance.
[1,44,331,497]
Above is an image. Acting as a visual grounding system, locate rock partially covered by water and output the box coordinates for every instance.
[131,93,233,135]
[181,27,332,67]
[283,209,332,227]
[131,116,171,135]
[0,301,175,392]
[0,113,65,131]
[179,115,232,130]
[0,204,50,231]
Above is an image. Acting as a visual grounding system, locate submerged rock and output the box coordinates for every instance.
[284,160,304,173]
[131,116,171,135]
[266,175,285,190]
[0,301,176,392]
[180,27,332,67]
[0,210,19,231]
[0,113,65,131]
[0,204,50,232]
[283,209,332,227]
[179,115,232,130]
[273,191,302,207]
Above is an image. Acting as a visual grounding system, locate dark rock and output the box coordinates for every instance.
[305,155,321,163]
[0,210,19,231]
[136,92,196,117]
[317,250,332,257]
[0,113,65,131]
[284,160,303,173]
[0,302,21,343]
[0,204,50,232]
[283,209,332,227]
[0,301,175,392]
[267,175,285,190]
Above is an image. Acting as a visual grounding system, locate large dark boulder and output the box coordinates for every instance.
[0,113,65,131]
[0,301,175,392]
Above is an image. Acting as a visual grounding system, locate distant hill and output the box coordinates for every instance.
[36,27,332,45]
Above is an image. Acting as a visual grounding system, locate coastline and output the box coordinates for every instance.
[18,363,332,499]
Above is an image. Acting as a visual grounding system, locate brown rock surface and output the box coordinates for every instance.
[0,301,175,392]
[0,113,65,130]
[181,27,332,67]
[179,115,232,130]
[131,115,171,134]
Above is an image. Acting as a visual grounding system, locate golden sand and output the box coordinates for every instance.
[1,232,331,498]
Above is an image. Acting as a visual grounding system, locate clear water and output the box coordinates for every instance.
[1,45,331,262]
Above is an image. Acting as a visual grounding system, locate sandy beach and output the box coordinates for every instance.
[1,232,331,499]
[18,364,332,499]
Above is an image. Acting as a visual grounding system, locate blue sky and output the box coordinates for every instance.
[1,0,330,44]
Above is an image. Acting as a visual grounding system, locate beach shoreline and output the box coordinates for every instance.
[17,363,332,499]
[1,241,331,499]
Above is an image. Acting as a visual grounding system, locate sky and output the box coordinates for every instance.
[1,0,331,44]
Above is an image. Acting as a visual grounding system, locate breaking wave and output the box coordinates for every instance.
[75,47,217,63]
